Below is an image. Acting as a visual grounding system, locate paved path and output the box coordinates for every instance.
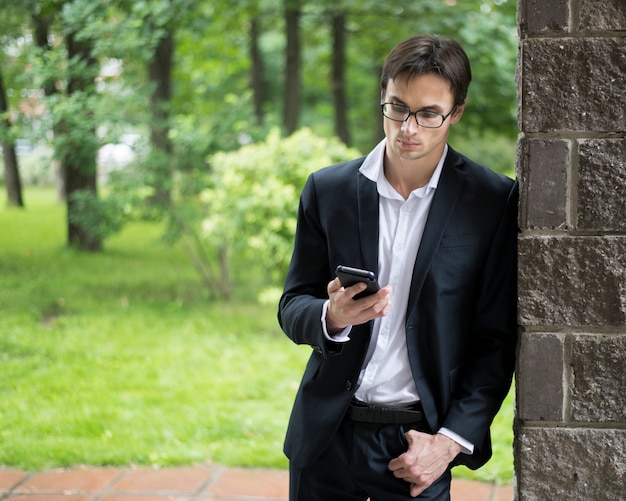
[0,466,513,501]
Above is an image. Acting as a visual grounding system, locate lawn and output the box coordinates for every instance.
[0,186,514,484]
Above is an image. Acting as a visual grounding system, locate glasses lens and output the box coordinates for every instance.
[382,103,446,128]
[382,103,409,121]
[415,111,444,128]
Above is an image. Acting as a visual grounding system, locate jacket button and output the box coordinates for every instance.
[345,380,352,390]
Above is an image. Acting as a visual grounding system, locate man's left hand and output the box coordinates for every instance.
[388,431,462,497]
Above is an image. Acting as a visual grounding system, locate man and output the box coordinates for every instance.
[278,34,518,500]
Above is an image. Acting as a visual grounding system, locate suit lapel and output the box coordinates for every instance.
[406,150,467,312]
[357,171,379,273]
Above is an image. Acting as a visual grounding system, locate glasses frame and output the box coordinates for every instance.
[381,102,458,129]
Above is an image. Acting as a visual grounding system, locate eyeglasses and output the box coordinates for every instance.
[381,102,457,129]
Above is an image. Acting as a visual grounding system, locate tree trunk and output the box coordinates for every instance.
[1,140,22,207]
[0,69,24,207]
[250,17,265,126]
[331,11,350,146]
[283,1,300,135]
[64,31,101,251]
[374,64,384,145]
[148,30,174,207]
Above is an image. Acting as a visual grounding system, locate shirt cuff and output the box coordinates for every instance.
[321,300,352,342]
[438,427,474,455]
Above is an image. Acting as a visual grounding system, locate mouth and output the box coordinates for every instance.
[398,138,420,149]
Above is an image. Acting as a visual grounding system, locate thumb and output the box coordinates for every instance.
[403,430,419,459]
[405,429,416,446]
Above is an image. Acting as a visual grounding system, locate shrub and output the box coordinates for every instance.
[178,128,361,300]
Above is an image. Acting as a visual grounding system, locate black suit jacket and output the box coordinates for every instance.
[278,146,518,470]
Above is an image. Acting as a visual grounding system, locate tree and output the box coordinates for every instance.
[331,8,349,145]
[0,0,31,207]
[24,0,108,250]
[62,26,101,250]
[0,68,24,207]
[0,0,519,287]
[147,29,174,206]
[249,16,265,125]
[283,0,301,135]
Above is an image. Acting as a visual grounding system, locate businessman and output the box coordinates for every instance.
[278,34,518,500]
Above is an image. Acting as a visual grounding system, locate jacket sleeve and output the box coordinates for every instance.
[278,172,339,358]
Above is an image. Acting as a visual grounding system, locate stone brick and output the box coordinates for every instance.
[517,332,564,421]
[580,0,626,30]
[519,38,626,132]
[517,137,569,229]
[518,0,569,33]
[518,236,626,326]
[516,427,626,500]
[570,333,626,422]
[577,138,626,231]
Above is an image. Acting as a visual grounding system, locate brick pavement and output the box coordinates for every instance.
[0,466,513,501]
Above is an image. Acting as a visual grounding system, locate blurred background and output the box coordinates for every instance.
[0,0,517,484]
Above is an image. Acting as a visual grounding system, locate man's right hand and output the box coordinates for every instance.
[326,277,392,334]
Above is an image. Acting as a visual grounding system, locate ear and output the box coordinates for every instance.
[450,99,467,124]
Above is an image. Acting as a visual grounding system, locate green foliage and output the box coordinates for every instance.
[1,0,519,248]
[47,92,99,165]
[450,129,516,179]
[67,188,129,243]
[194,128,361,297]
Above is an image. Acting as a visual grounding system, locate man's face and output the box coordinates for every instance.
[382,73,464,166]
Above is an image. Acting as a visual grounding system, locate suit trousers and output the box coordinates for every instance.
[289,418,452,501]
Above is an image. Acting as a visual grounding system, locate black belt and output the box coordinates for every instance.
[346,400,424,424]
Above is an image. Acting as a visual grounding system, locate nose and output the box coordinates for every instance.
[401,115,420,134]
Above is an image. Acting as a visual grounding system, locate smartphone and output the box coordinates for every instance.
[335,265,380,299]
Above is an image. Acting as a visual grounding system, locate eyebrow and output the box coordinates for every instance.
[387,94,445,113]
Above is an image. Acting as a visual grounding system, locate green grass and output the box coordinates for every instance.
[0,186,514,483]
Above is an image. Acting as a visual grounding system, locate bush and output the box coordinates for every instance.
[67,188,130,244]
[178,128,361,300]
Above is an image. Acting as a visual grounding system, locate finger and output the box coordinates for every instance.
[388,429,420,472]
[381,302,392,316]
[346,282,368,299]
[410,483,424,497]
[327,277,343,294]
[355,285,391,308]
[387,455,404,472]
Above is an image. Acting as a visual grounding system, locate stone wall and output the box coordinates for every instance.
[516,0,626,499]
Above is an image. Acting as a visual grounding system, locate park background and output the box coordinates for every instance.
[1,0,517,485]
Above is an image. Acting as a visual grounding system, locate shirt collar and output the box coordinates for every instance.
[359,139,448,200]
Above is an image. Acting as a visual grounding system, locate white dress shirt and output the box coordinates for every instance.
[322,138,473,454]
[354,139,442,405]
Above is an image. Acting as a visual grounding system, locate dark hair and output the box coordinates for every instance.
[380,35,472,107]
